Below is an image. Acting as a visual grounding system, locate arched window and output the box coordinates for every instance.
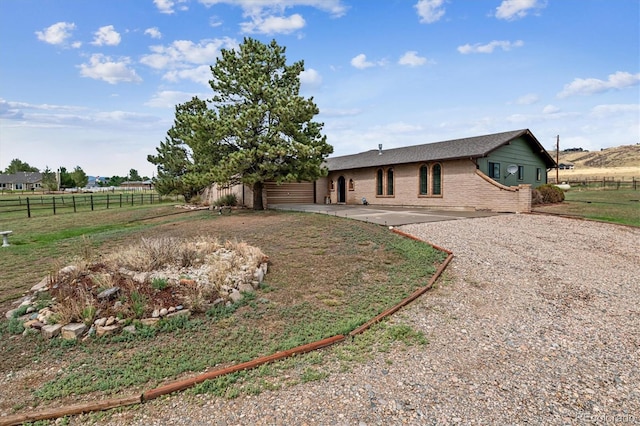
[386,168,394,195]
[432,163,442,195]
[376,169,383,195]
[419,165,428,195]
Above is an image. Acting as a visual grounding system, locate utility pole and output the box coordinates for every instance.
[556,135,559,184]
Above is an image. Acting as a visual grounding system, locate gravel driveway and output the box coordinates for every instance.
[88,214,639,425]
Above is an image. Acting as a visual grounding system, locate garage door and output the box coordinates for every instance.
[265,182,315,205]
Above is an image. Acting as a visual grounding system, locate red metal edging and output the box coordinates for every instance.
[142,334,346,401]
[349,250,453,336]
[0,395,142,426]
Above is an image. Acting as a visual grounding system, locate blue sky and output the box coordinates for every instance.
[1,0,638,178]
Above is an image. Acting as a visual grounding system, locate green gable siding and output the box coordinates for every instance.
[476,137,548,188]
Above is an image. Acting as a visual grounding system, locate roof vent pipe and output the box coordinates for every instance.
[378,144,383,155]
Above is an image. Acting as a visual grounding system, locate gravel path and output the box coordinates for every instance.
[84,214,639,425]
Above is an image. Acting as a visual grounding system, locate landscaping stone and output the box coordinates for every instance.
[105,316,116,326]
[254,267,265,283]
[41,324,63,339]
[59,265,78,275]
[97,287,120,300]
[23,320,42,329]
[96,324,120,337]
[123,325,136,334]
[95,317,107,327]
[229,289,243,303]
[5,308,18,319]
[30,277,49,292]
[133,272,148,284]
[61,323,87,340]
[152,309,160,318]
[238,283,254,293]
[141,318,160,327]
[159,308,168,317]
[166,309,190,319]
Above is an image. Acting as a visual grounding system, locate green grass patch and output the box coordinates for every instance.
[535,188,639,226]
[1,207,446,407]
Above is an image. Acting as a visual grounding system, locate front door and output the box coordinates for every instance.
[337,176,346,203]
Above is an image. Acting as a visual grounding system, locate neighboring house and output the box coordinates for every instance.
[204,129,556,213]
[0,172,43,191]
[558,163,575,170]
[120,180,154,190]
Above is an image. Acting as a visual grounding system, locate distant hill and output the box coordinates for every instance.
[550,145,640,168]
[548,144,640,180]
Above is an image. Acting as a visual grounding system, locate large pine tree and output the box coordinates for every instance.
[148,38,333,209]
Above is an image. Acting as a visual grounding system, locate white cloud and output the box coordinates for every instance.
[91,25,121,46]
[398,51,427,67]
[140,37,237,70]
[144,27,162,39]
[35,22,78,46]
[198,1,345,34]
[78,54,142,84]
[209,16,223,27]
[163,65,213,86]
[300,68,322,87]
[415,0,446,24]
[240,13,305,34]
[542,104,560,114]
[198,0,347,17]
[154,0,188,14]
[319,108,361,117]
[514,93,539,105]
[457,40,524,54]
[590,104,640,118]
[495,0,546,21]
[351,53,377,69]
[557,71,640,98]
[0,98,25,119]
[145,91,203,108]
[377,122,423,133]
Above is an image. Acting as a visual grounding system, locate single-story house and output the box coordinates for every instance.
[558,163,575,170]
[204,129,556,213]
[0,172,43,191]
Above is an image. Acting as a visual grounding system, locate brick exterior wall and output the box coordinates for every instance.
[324,159,532,213]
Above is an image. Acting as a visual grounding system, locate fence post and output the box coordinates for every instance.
[131,194,134,206]
[141,193,143,205]
[73,195,76,213]
[90,194,94,211]
[27,197,31,218]
[120,194,122,208]
[107,194,110,209]
[53,196,56,215]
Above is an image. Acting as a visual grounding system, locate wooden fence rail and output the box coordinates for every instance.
[0,193,178,218]
[548,177,638,190]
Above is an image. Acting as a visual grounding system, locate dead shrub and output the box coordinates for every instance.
[51,286,95,325]
[106,237,179,271]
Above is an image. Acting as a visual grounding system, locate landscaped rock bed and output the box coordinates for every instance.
[4,237,269,341]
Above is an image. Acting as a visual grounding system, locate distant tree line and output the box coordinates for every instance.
[2,159,148,190]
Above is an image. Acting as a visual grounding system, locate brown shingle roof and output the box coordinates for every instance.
[326,129,556,171]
